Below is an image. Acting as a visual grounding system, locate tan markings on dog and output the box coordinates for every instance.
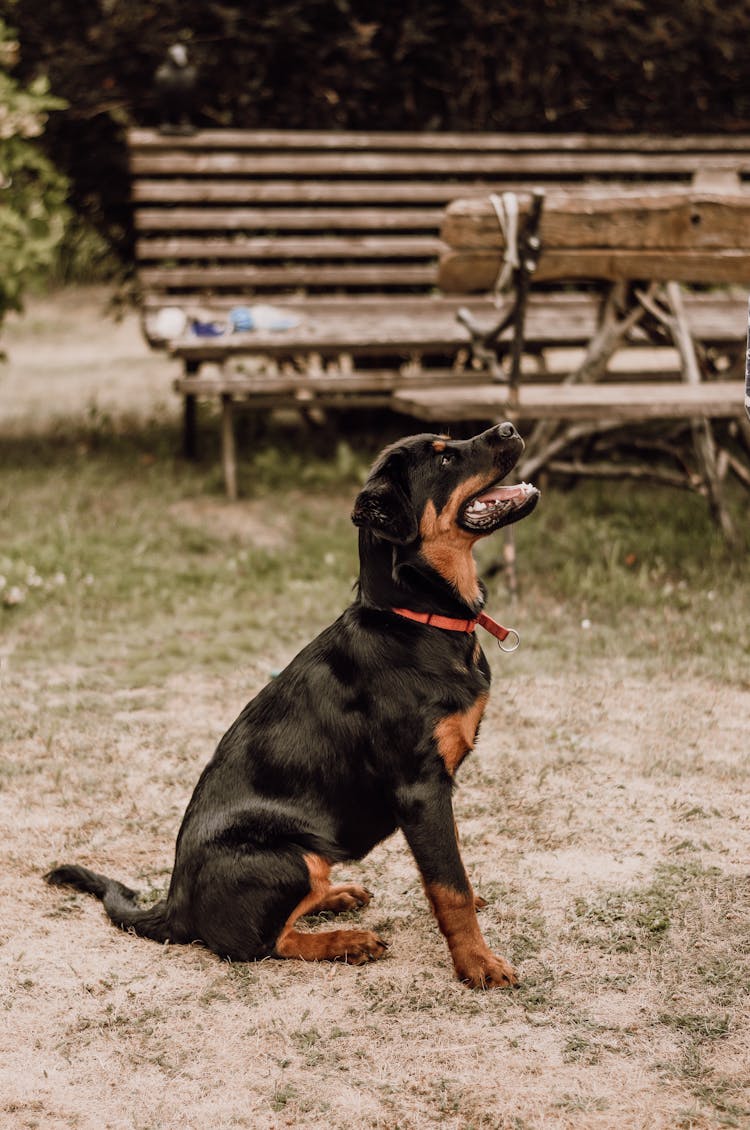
[273,854,387,964]
[275,853,330,935]
[426,883,518,989]
[432,439,447,453]
[419,473,489,606]
[434,693,488,775]
[309,882,372,914]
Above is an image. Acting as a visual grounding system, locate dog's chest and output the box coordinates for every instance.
[433,692,489,776]
[431,641,491,776]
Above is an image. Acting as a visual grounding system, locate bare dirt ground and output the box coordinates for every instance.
[1,290,749,1129]
[0,286,179,432]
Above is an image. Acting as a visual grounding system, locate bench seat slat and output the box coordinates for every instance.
[139,289,744,325]
[171,362,722,396]
[392,381,744,422]
[173,371,479,395]
[142,293,746,348]
[163,312,744,361]
[170,371,743,421]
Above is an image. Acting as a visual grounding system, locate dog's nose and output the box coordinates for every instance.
[497,422,517,439]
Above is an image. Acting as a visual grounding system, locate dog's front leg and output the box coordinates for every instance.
[396,780,517,989]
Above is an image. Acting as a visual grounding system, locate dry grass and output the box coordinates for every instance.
[1,289,749,1129]
[4,664,749,1130]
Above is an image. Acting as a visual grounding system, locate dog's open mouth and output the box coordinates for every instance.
[460,480,540,533]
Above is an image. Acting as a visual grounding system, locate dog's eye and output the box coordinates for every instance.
[439,452,455,467]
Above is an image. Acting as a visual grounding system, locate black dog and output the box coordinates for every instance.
[46,424,539,988]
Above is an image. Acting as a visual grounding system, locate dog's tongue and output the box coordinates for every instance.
[474,483,530,506]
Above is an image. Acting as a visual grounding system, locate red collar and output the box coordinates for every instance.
[391,606,520,652]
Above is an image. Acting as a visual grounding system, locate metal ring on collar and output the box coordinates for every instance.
[497,628,521,653]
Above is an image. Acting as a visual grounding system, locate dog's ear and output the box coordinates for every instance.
[351,455,418,545]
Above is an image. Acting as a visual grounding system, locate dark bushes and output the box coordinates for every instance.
[8,0,750,257]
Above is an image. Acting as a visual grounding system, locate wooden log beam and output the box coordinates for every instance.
[442,192,750,251]
[440,192,750,290]
[440,249,750,290]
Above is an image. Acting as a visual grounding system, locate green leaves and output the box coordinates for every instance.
[0,19,69,328]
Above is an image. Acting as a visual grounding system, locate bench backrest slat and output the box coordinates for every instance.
[131,151,750,177]
[137,237,444,258]
[441,252,750,289]
[139,265,438,288]
[128,128,750,153]
[133,181,491,203]
[134,207,445,230]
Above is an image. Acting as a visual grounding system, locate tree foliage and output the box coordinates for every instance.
[0,17,68,329]
[5,0,750,259]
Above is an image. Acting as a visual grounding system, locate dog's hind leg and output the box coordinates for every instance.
[273,855,386,965]
[308,880,373,915]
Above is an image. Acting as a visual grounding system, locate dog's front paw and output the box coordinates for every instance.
[454,948,518,990]
[275,925,387,964]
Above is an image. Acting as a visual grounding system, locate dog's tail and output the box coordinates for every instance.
[44,864,171,943]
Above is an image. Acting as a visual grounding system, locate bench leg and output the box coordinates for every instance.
[663,283,736,544]
[518,282,651,481]
[183,361,200,460]
[220,393,238,501]
[691,420,734,541]
[184,395,197,459]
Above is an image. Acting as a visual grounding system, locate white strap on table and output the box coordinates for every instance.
[489,192,520,304]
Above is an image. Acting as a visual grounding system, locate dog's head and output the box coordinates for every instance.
[352,424,539,610]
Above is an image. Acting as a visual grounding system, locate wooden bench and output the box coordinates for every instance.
[128,129,750,499]
[394,188,750,540]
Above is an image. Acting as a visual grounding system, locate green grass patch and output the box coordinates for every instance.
[570,862,750,1121]
[1,417,748,686]
[569,861,720,953]
[486,474,749,682]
